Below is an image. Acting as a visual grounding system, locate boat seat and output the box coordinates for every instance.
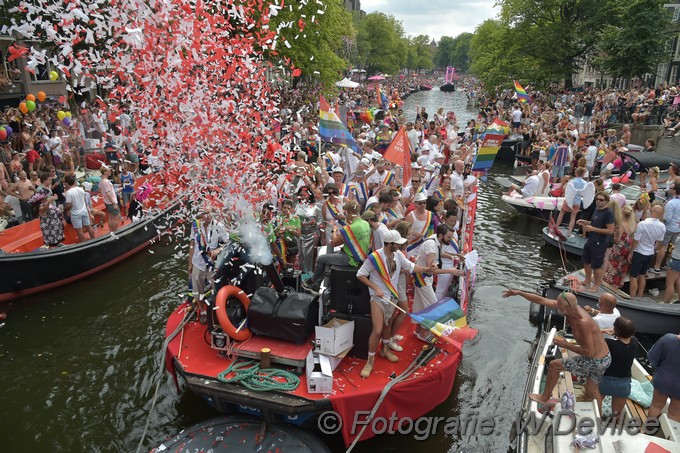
[626,398,648,420]
[551,346,576,399]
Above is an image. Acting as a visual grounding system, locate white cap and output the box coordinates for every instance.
[383,230,407,244]
[424,164,436,172]
[332,166,344,174]
[414,192,428,202]
[411,162,421,169]
[417,155,429,166]
[433,153,445,160]
[360,157,372,167]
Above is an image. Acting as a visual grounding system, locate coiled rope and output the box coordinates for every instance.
[217,360,300,392]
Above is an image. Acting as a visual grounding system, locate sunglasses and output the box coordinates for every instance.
[416,201,426,205]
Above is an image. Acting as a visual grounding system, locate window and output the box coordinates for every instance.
[671,65,678,85]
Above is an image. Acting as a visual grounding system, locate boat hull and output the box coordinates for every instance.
[545,282,680,335]
[0,201,180,302]
[439,84,456,92]
[542,226,585,256]
[501,195,563,220]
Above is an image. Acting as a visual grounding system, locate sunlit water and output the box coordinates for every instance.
[0,88,585,452]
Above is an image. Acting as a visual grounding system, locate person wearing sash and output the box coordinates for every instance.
[356,230,435,378]
[413,224,465,342]
[321,182,344,250]
[405,191,438,258]
[188,207,230,324]
[303,200,370,295]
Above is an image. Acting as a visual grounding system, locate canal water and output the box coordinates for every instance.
[0,88,579,452]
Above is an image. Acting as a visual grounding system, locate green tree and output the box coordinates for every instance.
[407,35,434,72]
[356,12,407,75]
[450,33,473,73]
[436,36,455,69]
[269,0,354,88]
[595,0,670,84]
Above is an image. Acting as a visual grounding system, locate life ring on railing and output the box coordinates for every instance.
[215,285,251,341]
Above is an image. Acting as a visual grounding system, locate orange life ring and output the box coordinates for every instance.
[215,285,251,342]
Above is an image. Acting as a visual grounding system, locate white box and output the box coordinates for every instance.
[305,347,351,394]
[314,318,354,356]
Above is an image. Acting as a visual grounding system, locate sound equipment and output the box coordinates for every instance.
[329,265,371,315]
[248,287,318,344]
[330,311,372,360]
[281,269,302,292]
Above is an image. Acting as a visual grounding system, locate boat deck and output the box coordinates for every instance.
[168,303,459,403]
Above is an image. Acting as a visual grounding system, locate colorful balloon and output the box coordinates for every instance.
[4,126,13,136]
[63,117,71,126]
[19,102,28,114]
[65,111,72,119]
[26,94,36,102]
[57,110,66,120]
[37,91,46,102]
[0,128,7,140]
[49,71,58,81]
[26,100,36,112]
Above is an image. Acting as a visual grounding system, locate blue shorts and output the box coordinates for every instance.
[71,211,91,229]
[669,257,680,272]
[599,376,631,398]
[629,252,653,277]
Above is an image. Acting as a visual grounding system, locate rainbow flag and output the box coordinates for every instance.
[376,85,388,109]
[320,95,359,153]
[513,80,530,103]
[472,133,504,172]
[410,297,477,350]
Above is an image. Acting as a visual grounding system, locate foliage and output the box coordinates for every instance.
[356,12,407,75]
[405,35,434,72]
[436,33,473,72]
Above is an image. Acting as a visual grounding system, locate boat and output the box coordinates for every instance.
[516,326,680,452]
[419,84,432,91]
[440,83,456,92]
[164,188,479,448]
[501,193,565,220]
[543,270,680,335]
[498,137,522,161]
[542,226,586,257]
[0,174,180,303]
[151,416,330,453]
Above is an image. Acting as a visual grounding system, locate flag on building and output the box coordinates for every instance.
[319,95,359,153]
[382,125,411,184]
[513,80,530,103]
[409,297,477,350]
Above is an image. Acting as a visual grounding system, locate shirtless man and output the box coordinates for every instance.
[7,170,36,221]
[502,289,610,404]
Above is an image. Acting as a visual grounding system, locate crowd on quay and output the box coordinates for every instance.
[0,101,149,247]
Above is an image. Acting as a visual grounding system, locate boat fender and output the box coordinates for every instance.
[528,302,544,325]
[215,285,251,342]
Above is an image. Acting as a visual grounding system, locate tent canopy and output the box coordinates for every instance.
[335,77,359,88]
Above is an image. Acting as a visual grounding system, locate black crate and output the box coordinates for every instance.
[329,265,371,315]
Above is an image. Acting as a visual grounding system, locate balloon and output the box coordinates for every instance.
[0,128,6,140]
[49,71,58,81]
[26,100,36,112]
[26,94,35,102]
[57,110,66,120]
[63,117,71,126]
[37,91,46,102]
[4,126,13,136]
[611,177,620,184]
[19,102,28,114]
[65,111,72,119]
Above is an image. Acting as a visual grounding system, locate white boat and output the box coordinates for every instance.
[516,327,680,452]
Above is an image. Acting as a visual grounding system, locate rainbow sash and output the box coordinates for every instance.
[340,224,368,263]
[380,214,388,225]
[413,271,431,288]
[325,200,345,226]
[385,207,400,222]
[407,211,434,252]
[382,171,395,187]
[367,251,399,299]
[433,188,445,200]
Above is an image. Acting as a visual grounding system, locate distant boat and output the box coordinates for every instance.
[419,84,432,91]
[440,83,456,92]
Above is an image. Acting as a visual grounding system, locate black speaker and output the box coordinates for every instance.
[331,311,372,360]
[330,265,371,315]
[281,269,302,292]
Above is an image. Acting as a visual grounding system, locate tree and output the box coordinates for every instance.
[436,36,455,69]
[407,35,434,72]
[269,0,354,88]
[356,12,407,75]
[450,33,473,73]
[595,0,670,84]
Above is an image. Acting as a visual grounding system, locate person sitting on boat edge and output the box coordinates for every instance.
[502,289,611,406]
[594,317,638,423]
[650,181,680,274]
[302,200,370,295]
[578,191,615,293]
[584,293,620,332]
[356,230,436,379]
[503,169,539,198]
[628,205,666,298]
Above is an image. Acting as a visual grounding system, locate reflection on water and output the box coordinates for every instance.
[0,89,586,452]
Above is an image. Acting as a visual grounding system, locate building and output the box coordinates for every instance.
[655,3,680,86]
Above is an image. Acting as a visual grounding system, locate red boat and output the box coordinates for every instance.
[0,173,180,303]
[165,188,478,447]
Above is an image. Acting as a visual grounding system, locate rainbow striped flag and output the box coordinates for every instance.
[472,133,504,172]
[513,80,530,103]
[376,85,388,109]
[410,297,477,350]
[320,95,359,153]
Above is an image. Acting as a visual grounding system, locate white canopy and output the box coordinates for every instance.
[335,77,359,88]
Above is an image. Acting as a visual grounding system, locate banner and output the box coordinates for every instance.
[472,133,503,172]
[382,126,411,185]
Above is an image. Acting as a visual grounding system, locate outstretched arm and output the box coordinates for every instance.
[502,288,558,309]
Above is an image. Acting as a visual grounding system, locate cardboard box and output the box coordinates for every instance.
[314,318,354,356]
[305,347,351,394]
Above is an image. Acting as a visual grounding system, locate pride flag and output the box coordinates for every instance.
[513,80,530,103]
[410,297,477,351]
[376,85,388,109]
[472,133,504,172]
[319,96,359,153]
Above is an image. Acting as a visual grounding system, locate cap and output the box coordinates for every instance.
[411,162,421,169]
[360,210,377,221]
[360,157,372,167]
[417,155,429,166]
[414,192,428,202]
[383,230,407,245]
[332,166,344,174]
[433,153,445,160]
[424,164,436,172]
